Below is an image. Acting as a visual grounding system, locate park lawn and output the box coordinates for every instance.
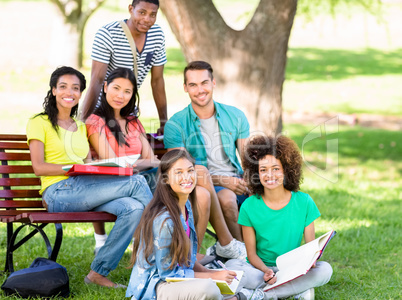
[1,123,400,299]
[284,47,402,116]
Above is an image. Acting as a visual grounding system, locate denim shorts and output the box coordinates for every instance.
[214,185,248,208]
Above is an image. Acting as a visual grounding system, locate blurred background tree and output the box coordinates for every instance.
[49,0,107,68]
[49,0,382,134]
[161,0,382,134]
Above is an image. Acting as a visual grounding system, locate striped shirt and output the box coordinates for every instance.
[91,20,167,88]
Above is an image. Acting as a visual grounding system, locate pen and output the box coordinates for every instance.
[216,260,239,281]
[264,273,276,283]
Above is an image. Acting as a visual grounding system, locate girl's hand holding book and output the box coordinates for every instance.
[264,270,277,285]
[211,270,238,284]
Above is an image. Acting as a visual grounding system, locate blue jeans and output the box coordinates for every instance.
[139,167,158,194]
[43,174,152,276]
[214,185,248,208]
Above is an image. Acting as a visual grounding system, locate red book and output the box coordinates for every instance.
[65,165,133,176]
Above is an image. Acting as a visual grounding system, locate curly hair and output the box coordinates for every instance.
[242,135,303,195]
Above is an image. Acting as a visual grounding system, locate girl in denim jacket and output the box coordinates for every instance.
[126,150,239,300]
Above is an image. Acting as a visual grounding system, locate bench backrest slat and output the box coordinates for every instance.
[0,165,34,174]
[0,190,41,199]
[0,152,32,161]
[0,142,29,150]
[0,200,43,208]
[0,134,27,141]
[0,177,41,187]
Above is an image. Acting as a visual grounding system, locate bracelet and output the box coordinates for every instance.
[264,273,276,283]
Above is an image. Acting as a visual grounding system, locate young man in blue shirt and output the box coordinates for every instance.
[164,61,250,254]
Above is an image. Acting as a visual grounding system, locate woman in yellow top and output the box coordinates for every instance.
[27,66,152,288]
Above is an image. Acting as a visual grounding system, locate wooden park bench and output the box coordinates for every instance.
[0,133,166,273]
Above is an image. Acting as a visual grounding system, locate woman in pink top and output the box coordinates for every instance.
[86,68,159,254]
[86,67,159,172]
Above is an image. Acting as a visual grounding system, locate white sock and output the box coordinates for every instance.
[94,233,108,248]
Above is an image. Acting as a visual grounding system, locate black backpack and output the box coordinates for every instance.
[1,257,70,298]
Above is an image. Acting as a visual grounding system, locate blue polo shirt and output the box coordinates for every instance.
[164,101,250,175]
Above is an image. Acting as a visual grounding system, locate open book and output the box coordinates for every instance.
[62,154,140,172]
[166,270,244,295]
[263,230,336,291]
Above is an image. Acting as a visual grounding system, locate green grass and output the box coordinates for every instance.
[283,47,402,115]
[1,1,401,298]
[286,124,401,299]
[1,124,401,299]
[286,48,402,81]
[164,48,187,76]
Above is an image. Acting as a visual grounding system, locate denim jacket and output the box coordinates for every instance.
[126,200,198,299]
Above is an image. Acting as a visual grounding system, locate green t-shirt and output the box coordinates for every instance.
[238,191,320,266]
[26,114,89,194]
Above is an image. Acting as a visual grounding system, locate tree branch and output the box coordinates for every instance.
[80,0,107,28]
[242,0,297,49]
[160,0,236,60]
[49,0,67,17]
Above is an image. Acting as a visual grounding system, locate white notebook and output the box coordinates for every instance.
[62,154,140,171]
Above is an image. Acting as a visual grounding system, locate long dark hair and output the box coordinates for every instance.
[93,67,140,147]
[130,150,199,269]
[39,66,86,132]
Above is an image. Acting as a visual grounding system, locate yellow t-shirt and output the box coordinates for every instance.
[26,114,89,194]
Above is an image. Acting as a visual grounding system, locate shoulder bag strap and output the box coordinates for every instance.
[119,20,138,79]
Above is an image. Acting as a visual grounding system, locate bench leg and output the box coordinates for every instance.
[50,223,63,261]
[4,223,13,273]
[6,223,63,273]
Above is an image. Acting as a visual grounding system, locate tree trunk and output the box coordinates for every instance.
[160,0,297,135]
[49,0,106,68]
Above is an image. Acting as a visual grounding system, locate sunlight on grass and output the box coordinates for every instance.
[1,124,401,299]
[1,1,402,299]
[319,218,376,232]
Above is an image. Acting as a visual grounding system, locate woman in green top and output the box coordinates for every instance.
[226,135,332,300]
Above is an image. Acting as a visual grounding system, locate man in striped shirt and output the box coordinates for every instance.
[81,0,167,135]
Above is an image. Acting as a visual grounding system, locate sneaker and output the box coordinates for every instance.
[206,242,217,257]
[295,288,315,300]
[216,239,247,260]
[239,288,264,300]
[198,254,217,266]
